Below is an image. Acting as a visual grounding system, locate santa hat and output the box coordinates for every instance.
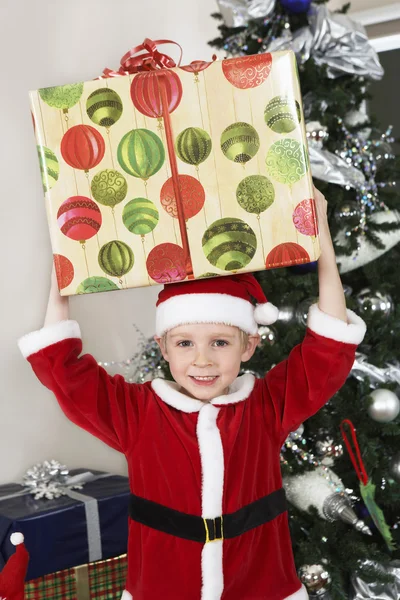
[0,533,29,600]
[155,273,279,337]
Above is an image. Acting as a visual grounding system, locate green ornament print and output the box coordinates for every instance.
[86,88,123,127]
[39,83,84,111]
[76,276,120,294]
[202,217,257,271]
[175,127,212,166]
[91,169,128,208]
[264,96,301,134]
[265,139,308,185]
[236,175,275,214]
[117,129,165,179]
[123,198,159,235]
[221,122,260,164]
[37,146,59,192]
[98,240,134,277]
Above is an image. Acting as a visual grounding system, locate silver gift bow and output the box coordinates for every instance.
[216,0,276,28]
[1,461,112,563]
[268,3,384,80]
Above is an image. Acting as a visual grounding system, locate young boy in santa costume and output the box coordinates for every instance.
[18,187,366,600]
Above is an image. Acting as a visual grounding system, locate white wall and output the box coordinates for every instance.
[0,0,390,484]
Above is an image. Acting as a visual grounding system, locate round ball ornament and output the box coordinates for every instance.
[298,564,331,594]
[334,201,361,227]
[98,240,134,278]
[146,243,187,284]
[221,122,260,164]
[265,139,308,185]
[202,218,257,271]
[266,242,310,269]
[117,128,165,179]
[53,254,74,290]
[264,96,301,134]
[367,389,400,423]
[76,276,119,294]
[122,198,159,235]
[39,83,84,112]
[175,127,212,167]
[236,175,275,214]
[61,125,105,172]
[57,196,102,242]
[356,288,393,317]
[160,175,205,220]
[295,296,318,326]
[222,54,273,89]
[293,199,317,236]
[257,325,277,347]
[130,70,182,119]
[91,169,128,208]
[37,146,59,192]
[86,87,123,127]
[389,452,400,483]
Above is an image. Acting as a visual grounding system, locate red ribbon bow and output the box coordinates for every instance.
[100,38,183,79]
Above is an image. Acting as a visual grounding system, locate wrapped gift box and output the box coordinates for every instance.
[29,41,319,296]
[25,553,128,600]
[0,469,129,580]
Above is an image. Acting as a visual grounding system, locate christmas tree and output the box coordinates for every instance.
[207,1,400,598]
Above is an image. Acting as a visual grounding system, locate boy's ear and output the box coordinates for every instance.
[241,334,260,363]
[154,335,169,362]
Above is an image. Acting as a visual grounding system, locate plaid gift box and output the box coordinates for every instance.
[29,38,319,296]
[25,553,128,599]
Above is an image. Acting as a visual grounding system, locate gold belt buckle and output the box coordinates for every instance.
[203,516,224,543]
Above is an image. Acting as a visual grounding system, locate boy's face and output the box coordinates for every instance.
[155,323,260,403]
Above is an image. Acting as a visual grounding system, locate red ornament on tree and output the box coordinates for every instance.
[130,70,183,119]
[292,199,318,237]
[57,196,102,242]
[222,54,273,89]
[60,125,105,172]
[266,242,310,268]
[146,243,187,283]
[53,254,75,289]
[160,175,205,220]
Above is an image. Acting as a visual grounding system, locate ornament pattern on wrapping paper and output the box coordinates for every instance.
[292,198,318,236]
[266,242,310,268]
[175,127,212,167]
[146,243,187,283]
[117,128,165,179]
[91,169,128,208]
[86,87,123,127]
[98,240,135,278]
[236,175,275,214]
[130,70,183,118]
[76,276,120,294]
[202,218,257,271]
[160,175,205,220]
[53,254,74,290]
[39,83,84,112]
[222,54,273,89]
[221,122,260,164]
[123,198,159,236]
[37,146,59,192]
[264,95,301,134]
[57,196,102,242]
[60,125,106,172]
[265,139,308,185]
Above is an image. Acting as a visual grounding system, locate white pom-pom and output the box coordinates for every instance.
[254,302,279,325]
[10,532,24,546]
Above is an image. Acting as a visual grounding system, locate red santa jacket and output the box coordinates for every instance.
[18,304,366,600]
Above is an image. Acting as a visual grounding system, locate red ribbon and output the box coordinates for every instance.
[100,38,183,78]
[340,419,369,485]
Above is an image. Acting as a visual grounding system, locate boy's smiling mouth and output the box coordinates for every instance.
[189,375,219,385]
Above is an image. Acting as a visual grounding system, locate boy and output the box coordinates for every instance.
[18,187,366,599]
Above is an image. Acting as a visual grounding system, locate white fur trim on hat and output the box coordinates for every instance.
[307,304,366,345]
[254,302,279,325]
[156,293,262,336]
[10,532,24,546]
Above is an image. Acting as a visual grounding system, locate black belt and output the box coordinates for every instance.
[129,488,287,543]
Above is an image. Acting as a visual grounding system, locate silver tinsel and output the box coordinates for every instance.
[216,0,276,28]
[350,560,400,600]
[268,4,384,80]
[351,353,400,389]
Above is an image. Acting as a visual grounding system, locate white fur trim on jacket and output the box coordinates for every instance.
[17,320,81,359]
[156,293,260,336]
[120,591,132,600]
[307,304,366,345]
[285,584,309,599]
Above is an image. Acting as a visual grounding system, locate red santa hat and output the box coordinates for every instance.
[0,533,29,600]
[155,273,279,337]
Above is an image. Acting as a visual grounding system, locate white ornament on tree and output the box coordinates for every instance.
[367,388,400,423]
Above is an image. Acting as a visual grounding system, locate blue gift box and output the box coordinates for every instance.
[0,469,129,580]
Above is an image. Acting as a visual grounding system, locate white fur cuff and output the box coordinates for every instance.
[307,304,366,345]
[17,320,81,359]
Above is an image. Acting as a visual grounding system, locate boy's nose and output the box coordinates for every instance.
[193,350,212,367]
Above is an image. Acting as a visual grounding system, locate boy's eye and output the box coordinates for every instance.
[177,340,192,347]
[214,340,228,347]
